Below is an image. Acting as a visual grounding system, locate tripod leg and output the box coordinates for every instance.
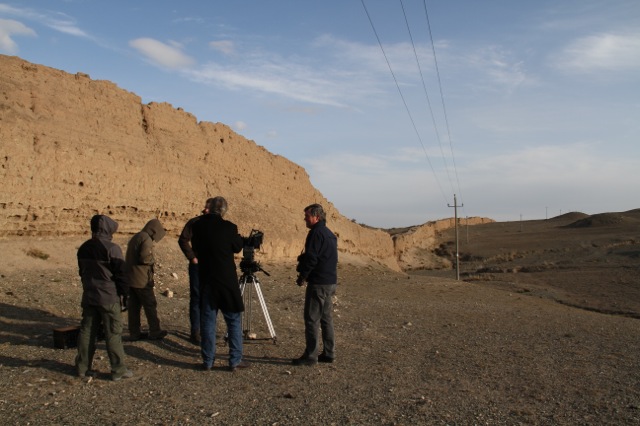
[240,276,254,337]
[252,279,277,341]
[237,276,253,340]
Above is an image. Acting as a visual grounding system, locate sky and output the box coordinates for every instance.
[1,1,639,228]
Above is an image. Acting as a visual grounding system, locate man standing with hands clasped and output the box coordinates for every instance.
[293,203,338,366]
[178,198,214,345]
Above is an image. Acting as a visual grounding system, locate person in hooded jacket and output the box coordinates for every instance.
[75,215,133,381]
[125,218,167,340]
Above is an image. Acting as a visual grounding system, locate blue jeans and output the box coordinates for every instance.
[188,263,200,336]
[200,286,243,368]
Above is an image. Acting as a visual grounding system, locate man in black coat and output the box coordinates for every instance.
[191,196,250,372]
[293,203,338,366]
[178,199,213,345]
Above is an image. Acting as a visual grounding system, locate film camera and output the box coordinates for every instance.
[240,229,269,275]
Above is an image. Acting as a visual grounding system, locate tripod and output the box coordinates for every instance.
[238,270,277,342]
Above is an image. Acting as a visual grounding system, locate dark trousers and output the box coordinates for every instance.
[303,284,337,359]
[128,283,162,337]
[75,303,127,376]
[188,263,201,335]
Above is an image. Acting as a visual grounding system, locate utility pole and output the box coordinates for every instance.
[448,194,463,281]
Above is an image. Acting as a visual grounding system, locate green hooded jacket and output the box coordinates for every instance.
[125,219,166,288]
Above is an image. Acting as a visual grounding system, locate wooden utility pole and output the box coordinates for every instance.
[448,194,463,280]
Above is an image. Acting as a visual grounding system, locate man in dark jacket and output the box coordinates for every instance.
[191,196,250,372]
[75,215,133,381]
[293,203,338,366]
[178,199,214,345]
[125,218,167,340]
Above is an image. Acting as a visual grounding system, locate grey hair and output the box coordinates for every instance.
[207,196,228,216]
[304,203,326,221]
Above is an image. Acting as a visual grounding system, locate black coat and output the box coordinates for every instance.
[297,220,338,285]
[191,214,244,312]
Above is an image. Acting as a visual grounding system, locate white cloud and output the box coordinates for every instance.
[185,34,424,108]
[233,121,247,131]
[0,18,35,53]
[0,4,89,39]
[187,60,351,107]
[305,151,451,226]
[209,40,235,55]
[313,34,415,75]
[554,32,640,73]
[456,141,640,218]
[129,37,195,70]
[48,21,88,38]
[465,143,598,186]
[464,45,533,95]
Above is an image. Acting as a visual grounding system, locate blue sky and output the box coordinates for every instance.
[1,1,639,227]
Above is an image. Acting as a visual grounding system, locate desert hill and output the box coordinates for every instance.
[0,54,493,270]
[424,208,640,317]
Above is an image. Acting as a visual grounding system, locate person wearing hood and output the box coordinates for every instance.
[125,218,168,341]
[76,215,133,381]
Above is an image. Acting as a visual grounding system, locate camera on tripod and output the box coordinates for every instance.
[240,229,268,275]
[237,229,276,341]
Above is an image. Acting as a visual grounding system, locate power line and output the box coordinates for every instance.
[421,0,465,211]
[360,0,449,206]
[399,0,456,197]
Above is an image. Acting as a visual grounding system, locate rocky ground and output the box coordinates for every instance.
[0,213,639,425]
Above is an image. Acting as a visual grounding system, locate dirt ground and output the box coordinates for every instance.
[0,212,639,425]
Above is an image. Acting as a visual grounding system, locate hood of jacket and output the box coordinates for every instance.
[90,215,118,240]
[142,218,166,242]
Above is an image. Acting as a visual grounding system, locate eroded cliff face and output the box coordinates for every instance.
[0,55,399,269]
[1,55,495,271]
[393,216,494,270]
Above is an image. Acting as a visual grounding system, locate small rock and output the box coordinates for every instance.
[171,272,178,279]
[162,289,174,298]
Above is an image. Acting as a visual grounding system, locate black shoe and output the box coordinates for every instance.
[229,360,251,372]
[148,330,168,340]
[318,353,334,363]
[292,356,317,366]
[128,332,149,341]
[200,363,212,371]
[190,332,201,345]
[78,369,98,378]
